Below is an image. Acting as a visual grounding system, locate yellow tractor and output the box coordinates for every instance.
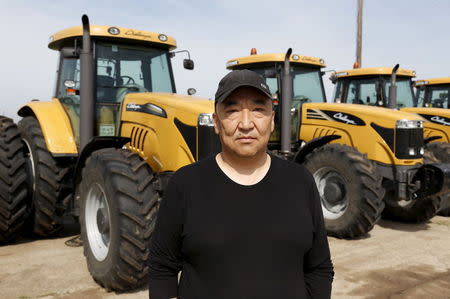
[226,49,450,237]
[0,16,219,291]
[413,78,450,164]
[330,68,450,216]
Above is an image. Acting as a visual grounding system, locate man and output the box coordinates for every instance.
[149,69,334,299]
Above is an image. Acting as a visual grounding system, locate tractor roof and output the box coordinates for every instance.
[226,53,326,69]
[48,25,177,50]
[414,77,450,86]
[333,67,416,79]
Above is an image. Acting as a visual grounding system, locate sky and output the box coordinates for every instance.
[1,0,449,120]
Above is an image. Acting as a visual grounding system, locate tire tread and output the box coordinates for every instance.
[304,144,385,239]
[0,116,29,243]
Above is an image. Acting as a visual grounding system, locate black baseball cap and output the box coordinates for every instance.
[214,69,272,104]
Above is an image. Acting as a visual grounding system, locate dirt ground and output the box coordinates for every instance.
[1,216,449,299]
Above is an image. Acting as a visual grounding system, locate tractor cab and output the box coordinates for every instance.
[330,67,416,108]
[48,25,192,144]
[415,77,450,109]
[226,49,326,145]
[331,68,450,144]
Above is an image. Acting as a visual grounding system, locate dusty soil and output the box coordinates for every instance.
[1,216,449,299]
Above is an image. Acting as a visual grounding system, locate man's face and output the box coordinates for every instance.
[213,87,275,158]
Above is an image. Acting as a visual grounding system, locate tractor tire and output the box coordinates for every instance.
[424,142,450,216]
[18,116,70,237]
[303,144,385,239]
[382,145,444,222]
[424,142,450,163]
[79,148,161,291]
[0,116,29,243]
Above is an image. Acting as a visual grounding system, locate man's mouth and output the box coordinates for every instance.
[237,136,256,142]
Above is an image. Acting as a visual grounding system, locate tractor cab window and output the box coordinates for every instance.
[249,65,325,104]
[56,57,81,144]
[264,77,278,98]
[94,42,175,137]
[56,41,175,145]
[384,78,415,108]
[424,85,450,108]
[416,86,425,107]
[95,42,175,102]
[346,78,383,106]
[292,66,326,104]
[247,64,325,144]
[333,81,343,102]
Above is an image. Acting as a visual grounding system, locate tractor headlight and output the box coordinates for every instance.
[419,147,425,155]
[396,119,423,129]
[408,148,416,156]
[198,113,214,127]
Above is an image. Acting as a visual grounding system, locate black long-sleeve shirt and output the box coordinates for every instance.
[148,155,334,299]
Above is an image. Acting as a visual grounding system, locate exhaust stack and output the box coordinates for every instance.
[80,14,95,150]
[280,48,293,156]
[388,64,400,109]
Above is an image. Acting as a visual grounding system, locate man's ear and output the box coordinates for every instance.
[213,112,220,134]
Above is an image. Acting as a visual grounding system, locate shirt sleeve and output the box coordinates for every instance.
[303,179,335,299]
[148,174,184,299]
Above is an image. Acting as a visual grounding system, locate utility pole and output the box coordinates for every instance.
[355,0,363,68]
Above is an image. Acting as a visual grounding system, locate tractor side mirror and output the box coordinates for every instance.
[329,73,337,84]
[61,47,79,59]
[183,59,194,70]
[187,88,197,95]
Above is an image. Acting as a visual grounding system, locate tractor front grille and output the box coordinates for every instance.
[197,126,221,161]
[395,127,424,159]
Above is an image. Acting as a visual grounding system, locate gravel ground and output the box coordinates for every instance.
[0,216,449,299]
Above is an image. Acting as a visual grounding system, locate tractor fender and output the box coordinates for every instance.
[69,136,130,217]
[18,99,78,155]
[294,135,342,164]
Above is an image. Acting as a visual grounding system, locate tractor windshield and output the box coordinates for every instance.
[95,42,175,102]
[418,85,450,108]
[292,66,326,103]
[336,77,415,108]
[251,65,325,103]
[344,78,383,106]
[384,78,415,108]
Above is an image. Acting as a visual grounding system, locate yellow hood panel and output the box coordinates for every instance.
[309,103,423,125]
[124,92,214,115]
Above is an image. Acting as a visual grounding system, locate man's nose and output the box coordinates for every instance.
[238,109,254,130]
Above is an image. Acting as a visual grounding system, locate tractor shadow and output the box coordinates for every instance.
[339,264,450,298]
[376,218,431,232]
[1,215,81,247]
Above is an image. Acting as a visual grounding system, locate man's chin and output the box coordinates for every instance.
[232,148,263,158]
